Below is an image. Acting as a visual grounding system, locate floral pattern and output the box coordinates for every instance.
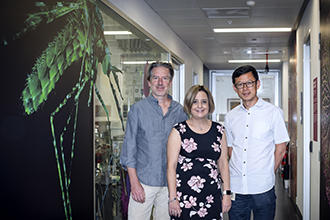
[182,138,198,153]
[179,123,186,134]
[217,124,225,134]
[187,176,206,193]
[212,142,220,152]
[173,121,224,219]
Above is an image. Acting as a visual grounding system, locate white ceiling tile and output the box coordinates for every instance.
[143,0,305,69]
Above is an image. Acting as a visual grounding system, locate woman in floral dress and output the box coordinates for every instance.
[167,85,231,219]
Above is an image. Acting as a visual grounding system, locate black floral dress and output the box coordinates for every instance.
[172,121,224,220]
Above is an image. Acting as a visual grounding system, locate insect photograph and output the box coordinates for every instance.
[1,0,124,219]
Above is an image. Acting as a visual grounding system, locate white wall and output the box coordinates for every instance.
[102,0,204,92]
[295,0,320,219]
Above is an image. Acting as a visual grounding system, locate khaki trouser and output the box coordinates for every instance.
[128,183,170,220]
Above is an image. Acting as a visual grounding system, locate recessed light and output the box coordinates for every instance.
[104,31,132,35]
[214,28,291,33]
[122,61,168,65]
[228,59,281,63]
[246,1,256,7]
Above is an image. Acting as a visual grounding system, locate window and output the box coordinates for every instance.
[94,2,169,219]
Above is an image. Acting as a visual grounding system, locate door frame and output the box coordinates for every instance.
[302,31,311,220]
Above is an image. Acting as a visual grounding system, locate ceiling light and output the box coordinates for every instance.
[122,61,150,65]
[214,28,291,33]
[228,59,281,63]
[224,50,282,55]
[122,61,168,65]
[104,31,132,35]
[246,1,256,7]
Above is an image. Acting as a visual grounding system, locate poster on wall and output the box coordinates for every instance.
[320,0,330,219]
[0,0,123,219]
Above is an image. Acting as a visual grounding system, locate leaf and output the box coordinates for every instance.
[190,211,197,217]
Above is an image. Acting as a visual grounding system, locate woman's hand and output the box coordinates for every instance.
[222,194,232,213]
[168,199,181,217]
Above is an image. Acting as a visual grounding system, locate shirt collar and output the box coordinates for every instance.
[147,93,173,108]
[240,96,264,111]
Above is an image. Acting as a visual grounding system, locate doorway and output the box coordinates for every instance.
[171,55,185,105]
[210,70,280,123]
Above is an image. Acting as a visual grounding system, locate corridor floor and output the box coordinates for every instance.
[223,173,301,220]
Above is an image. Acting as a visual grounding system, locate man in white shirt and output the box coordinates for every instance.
[225,65,290,220]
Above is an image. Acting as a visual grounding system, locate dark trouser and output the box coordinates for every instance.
[228,187,276,220]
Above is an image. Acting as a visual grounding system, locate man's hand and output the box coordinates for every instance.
[127,167,146,203]
[130,181,146,203]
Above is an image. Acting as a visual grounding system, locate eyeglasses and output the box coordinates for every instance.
[235,80,256,89]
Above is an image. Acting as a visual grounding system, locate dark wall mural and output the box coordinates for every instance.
[288,31,298,203]
[320,0,330,219]
[0,0,122,219]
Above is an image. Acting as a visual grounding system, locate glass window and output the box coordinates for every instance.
[94,2,169,219]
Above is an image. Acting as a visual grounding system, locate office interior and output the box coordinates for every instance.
[1,0,329,219]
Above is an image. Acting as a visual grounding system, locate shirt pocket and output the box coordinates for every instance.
[253,122,271,139]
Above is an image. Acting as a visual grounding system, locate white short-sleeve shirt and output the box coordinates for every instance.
[225,97,290,194]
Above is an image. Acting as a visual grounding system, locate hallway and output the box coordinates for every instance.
[223,172,301,220]
[274,173,301,220]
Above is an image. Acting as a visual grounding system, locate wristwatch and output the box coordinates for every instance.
[223,190,231,195]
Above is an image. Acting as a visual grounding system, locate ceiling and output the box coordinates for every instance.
[144,0,308,70]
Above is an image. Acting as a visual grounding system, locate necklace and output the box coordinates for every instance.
[191,120,208,131]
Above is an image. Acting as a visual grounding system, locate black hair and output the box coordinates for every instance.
[232,65,259,84]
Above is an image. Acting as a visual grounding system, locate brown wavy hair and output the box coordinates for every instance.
[183,85,215,115]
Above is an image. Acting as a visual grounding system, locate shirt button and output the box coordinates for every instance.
[246,125,249,127]
[243,174,246,176]
[244,149,246,151]
[248,113,250,115]
[243,161,246,163]
[245,137,247,139]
